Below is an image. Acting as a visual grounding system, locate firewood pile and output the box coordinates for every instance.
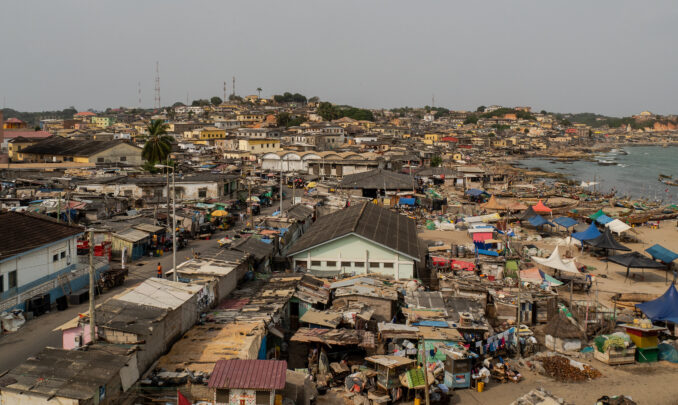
[537,355,601,382]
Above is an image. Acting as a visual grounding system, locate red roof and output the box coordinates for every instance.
[208,359,287,390]
[441,136,458,142]
[74,111,96,116]
[5,118,24,123]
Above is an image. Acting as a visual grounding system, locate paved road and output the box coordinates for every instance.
[0,195,294,372]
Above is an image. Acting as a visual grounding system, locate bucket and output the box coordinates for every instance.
[477,381,485,393]
[414,398,421,405]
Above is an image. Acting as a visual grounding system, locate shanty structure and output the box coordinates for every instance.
[544,313,585,353]
[288,202,422,279]
[208,359,287,405]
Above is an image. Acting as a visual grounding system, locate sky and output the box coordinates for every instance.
[1,0,677,116]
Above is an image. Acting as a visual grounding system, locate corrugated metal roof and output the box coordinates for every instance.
[116,278,202,310]
[208,359,287,390]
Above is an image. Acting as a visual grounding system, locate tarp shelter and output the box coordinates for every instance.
[532,200,552,214]
[636,285,678,324]
[607,252,666,280]
[480,195,505,210]
[572,223,601,242]
[520,267,564,287]
[531,246,580,274]
[589,209,605,220]
[553,217,578,230]
[517,206,537,221]
[584,228,630,252]
[398,197,416,206]
[465,188,486,197]
[646,244,678,264]
[594,214,613,225]
[528,215,554,228]
[606,219,631,235]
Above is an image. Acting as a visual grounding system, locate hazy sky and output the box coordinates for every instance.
[1,1,677,116]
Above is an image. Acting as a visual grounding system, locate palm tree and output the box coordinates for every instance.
[142,119,172,164]
[256,87,262,98]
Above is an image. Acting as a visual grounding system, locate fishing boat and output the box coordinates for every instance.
[658,174,672,180]
[660,179,678,187]
[597,160,616,166]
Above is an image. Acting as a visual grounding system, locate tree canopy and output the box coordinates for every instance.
[142,119,173,164]
[276,112,306,128]
[273,92,307,103]
[317,102,374,121]
[210,96,222,106]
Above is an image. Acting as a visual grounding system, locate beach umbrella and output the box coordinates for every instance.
[607,252,666,280]
[210,209,228,217]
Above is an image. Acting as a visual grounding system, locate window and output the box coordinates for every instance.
[326,261,337,267]
[0,275,4,292]
[216,389,229,403]
[124,190,133,197]
[341,262,351,267]
[383,262,394,268]
[8,270,17,289]
[251,146,255,150]
[60,251,66,259]
[256,391,270,405]
[369,262,380,269]
[198,189,207,198]
[53,254,59,262]
[311,261,321,266]
[354,262,364,268]
[119,156,126,162]
[97,157,104,163]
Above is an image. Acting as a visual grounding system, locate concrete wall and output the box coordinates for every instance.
[291,234,415,279]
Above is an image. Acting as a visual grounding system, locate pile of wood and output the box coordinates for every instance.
[491,362,523,383]
[538,355,601,382]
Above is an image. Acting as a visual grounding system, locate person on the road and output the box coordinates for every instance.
[157,263,162,278]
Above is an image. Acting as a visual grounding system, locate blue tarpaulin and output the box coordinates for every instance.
[465,188,485,197]
[413,320,449,327]
[399,197,416,206]
[528,215,554,228]
[636,285,678,324]
[646,244,678,264]
[476,248,499,256]
[572,223,601,241]
[595,214,614,225]
[553,217,578,229]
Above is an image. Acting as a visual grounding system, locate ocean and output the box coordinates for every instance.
[514,145,678,203]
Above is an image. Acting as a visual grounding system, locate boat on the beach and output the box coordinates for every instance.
[660,179,678,187]
[658,174,672,180]
[597,160,616,166]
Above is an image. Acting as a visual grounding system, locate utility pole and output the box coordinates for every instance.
[516,268,522,356]
[138,81,142,108]
[232,76,236,98]
[88,229,96,344]
[421,336,431,405]
[154,61,161,109]
[279,157,284,215]
[223,81,227,103]
[247,170,252,229]
[171,170,177,282]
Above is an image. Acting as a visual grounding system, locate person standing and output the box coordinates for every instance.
[157,263,163,278]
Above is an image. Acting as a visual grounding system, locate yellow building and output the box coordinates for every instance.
[18,137,144,165]
[91,116,116,128]
[238,138,280,155]
[199,127,227,140]
[236,112,266,123]
[423,133,442,145]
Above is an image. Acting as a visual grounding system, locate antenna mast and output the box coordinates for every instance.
[223,81,227,102]
[232,76,236,97]
[138,81,142,108]
[154,61,161,109]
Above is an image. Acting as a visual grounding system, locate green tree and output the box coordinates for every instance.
[187,110,194,120]
[317,102,341,120]
[430,155,443,167]
[464,114,479,125]
[142,119,173,164]
[172,101,185,107]
[476,105,486,112]
[308,96,320,103]
[210,96,222,106]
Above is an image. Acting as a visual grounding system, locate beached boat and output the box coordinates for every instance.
[658,174,672,179]
[660,179,678,187]
[597,160,616,166]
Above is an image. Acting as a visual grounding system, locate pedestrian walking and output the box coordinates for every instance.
[157,262,162,278]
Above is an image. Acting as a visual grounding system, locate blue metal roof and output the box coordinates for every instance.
[528,215,553,228]
[553,216,578,229]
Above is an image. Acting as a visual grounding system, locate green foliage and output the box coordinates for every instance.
[476,105,486,112]
[481,108,535,120]
[425,106,451,117]
[142,120,173,164]
[273,92,307,103]
[551,112,660,129]
[228,94,243,102]
[191,99,210,106]
[210,96,223,106]
[430,155,443,167]
[317,102,374,121]
[1,106,78,127]
[464,114,479,124]
[308,96,320,103]
[276,112,306,128]
[172,102,185,107]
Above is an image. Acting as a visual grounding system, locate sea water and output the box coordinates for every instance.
[515,146,678,203]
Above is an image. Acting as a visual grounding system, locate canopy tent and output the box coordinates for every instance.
[531,246,580,274]
[607,251,666,280]
[553,216,578,230]
[480,195,506,210]
[589,209,606,220]
[594,214,614,225]
[557,236,582,247]
[532,200,552,213]
[465,188,486,197]
[646,244,678,264]
[583,228,630,252]
[572,223,601,241]
[517,206,537,221]
[636,285,678,324]
[520,267,564,287]
[606,219,631,234]
[528,215,554,228]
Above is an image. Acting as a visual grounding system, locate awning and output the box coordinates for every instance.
[531,246,580,274]
[606,219,631,234]
[607,251,666,279]
[553,217,578,229]
[595,214,613,225]
[528,215,554,228]
[645,244,678,264]
[465,188,485,197]
[589,209,605,220]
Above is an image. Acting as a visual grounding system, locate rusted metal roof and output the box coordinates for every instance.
[208,359,287,390]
